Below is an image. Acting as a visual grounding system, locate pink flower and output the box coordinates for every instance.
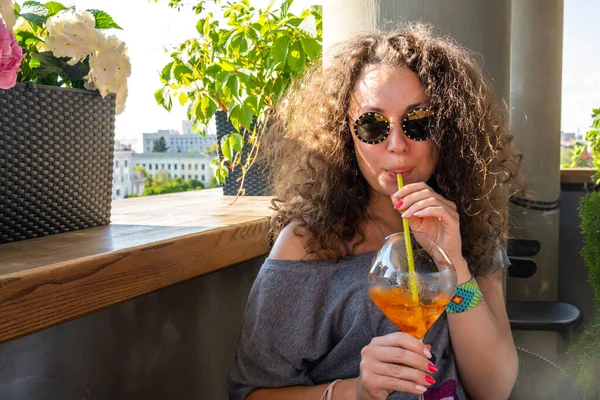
[0,18,24,90]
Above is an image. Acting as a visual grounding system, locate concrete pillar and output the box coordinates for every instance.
[508,0,563,303]
[323,0,512,103]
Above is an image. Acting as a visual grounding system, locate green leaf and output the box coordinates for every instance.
[285,17,304,28]
[215,165,229,184]
[200,95,218,121]
[209,29,220,45]
[229,104,240,131]
[300,37,321,59]
[280,0,294,17]
[196,18,206,35]
[178,91,188,106]
[44,1,67,17]
[221,133,235,161]
[223,74,239,100]
[287,40,304,71]
[192,2,204,14]
[271,77,284,100]
[237,71,251,88]
[63,57,90,83]
[239,105,254,132]
[15,31,43,46]
[193,95,217,123]
[231,132,243,153]
[310,5,323,19]
[155,88,164,109]
[160,61,174,83]
[28,57,41,69]
[270,35,290,69]
[87,9,122,30]
[155,86,173,111]
[218,60,236,72]
[203,14,213,37]
[205,64,222,76]
[20,1,48,28]
[245,24,259,42]
[297,14,317,38]
[216,71,230,92]
[32,51,66,76]
[245,95,259,115]
[172,63,193,83]
[228,32,252,56]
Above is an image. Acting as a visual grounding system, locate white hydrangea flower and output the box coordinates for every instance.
[115,85,128,114]
[0,0,16,29]
[86,35,131,114]
[45,10,103,66]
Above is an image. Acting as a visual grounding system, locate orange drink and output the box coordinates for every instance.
[369,286,450,341]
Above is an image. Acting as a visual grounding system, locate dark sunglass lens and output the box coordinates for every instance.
[355,113,389,142]
[403,109,434,141]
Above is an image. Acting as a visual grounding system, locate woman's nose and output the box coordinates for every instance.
[386,123,409,154]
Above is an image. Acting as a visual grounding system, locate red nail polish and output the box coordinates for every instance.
[425,376,436,385]
[394,201,403,210]
[428,363,438,373]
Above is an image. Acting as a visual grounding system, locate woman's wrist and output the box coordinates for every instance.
[330,378,357,400]
[452,256,472,285]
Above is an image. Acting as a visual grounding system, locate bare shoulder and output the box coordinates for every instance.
[269,221,320,261]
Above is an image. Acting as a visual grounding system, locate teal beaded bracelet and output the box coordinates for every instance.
[446,275,484,314]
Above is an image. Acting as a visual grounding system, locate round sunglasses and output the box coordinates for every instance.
[353,108,435,144]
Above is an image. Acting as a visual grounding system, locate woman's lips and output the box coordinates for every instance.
[386,169,412,179]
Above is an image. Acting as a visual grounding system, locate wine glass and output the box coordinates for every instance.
[368,231,458,399]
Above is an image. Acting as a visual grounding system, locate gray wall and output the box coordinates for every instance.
[0,257,264,400]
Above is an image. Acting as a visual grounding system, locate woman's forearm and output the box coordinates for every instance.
[247,378,357,400]
[446,276,518,399]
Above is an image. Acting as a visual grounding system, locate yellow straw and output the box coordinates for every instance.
[397,173,419,302]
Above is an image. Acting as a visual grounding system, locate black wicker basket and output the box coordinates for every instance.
[215,110,270,196]
[0,83,115,244]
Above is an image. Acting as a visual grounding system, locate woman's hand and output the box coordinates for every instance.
[391,182,465,269]
[356,332,436,399]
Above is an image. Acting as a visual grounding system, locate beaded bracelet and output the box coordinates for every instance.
[446,275,484,314]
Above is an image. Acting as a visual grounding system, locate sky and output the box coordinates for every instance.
[561,0,600,136]
[62,0,599,149]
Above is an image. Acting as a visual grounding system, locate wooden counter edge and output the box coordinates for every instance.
[0,218,270,344]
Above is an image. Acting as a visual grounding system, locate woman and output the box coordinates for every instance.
[228,23,524,400]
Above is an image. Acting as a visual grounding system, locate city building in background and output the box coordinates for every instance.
[132,152,215,187]
[113,141,146,199]
[143,120,217,154]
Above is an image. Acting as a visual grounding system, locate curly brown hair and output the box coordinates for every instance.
[262,23,525,276]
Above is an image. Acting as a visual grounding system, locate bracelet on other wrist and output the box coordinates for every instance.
[320,379,342,400]
[446,275,483,314]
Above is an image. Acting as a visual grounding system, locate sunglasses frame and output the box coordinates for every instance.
[353,108,435,144]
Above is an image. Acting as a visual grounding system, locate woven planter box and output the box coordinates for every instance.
[0,83,115,244]
[215,110,270,196]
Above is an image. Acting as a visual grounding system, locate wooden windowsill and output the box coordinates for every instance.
[560,168,597,184]
[0,189,273,344]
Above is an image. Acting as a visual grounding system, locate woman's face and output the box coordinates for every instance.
[349,64,438,197]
